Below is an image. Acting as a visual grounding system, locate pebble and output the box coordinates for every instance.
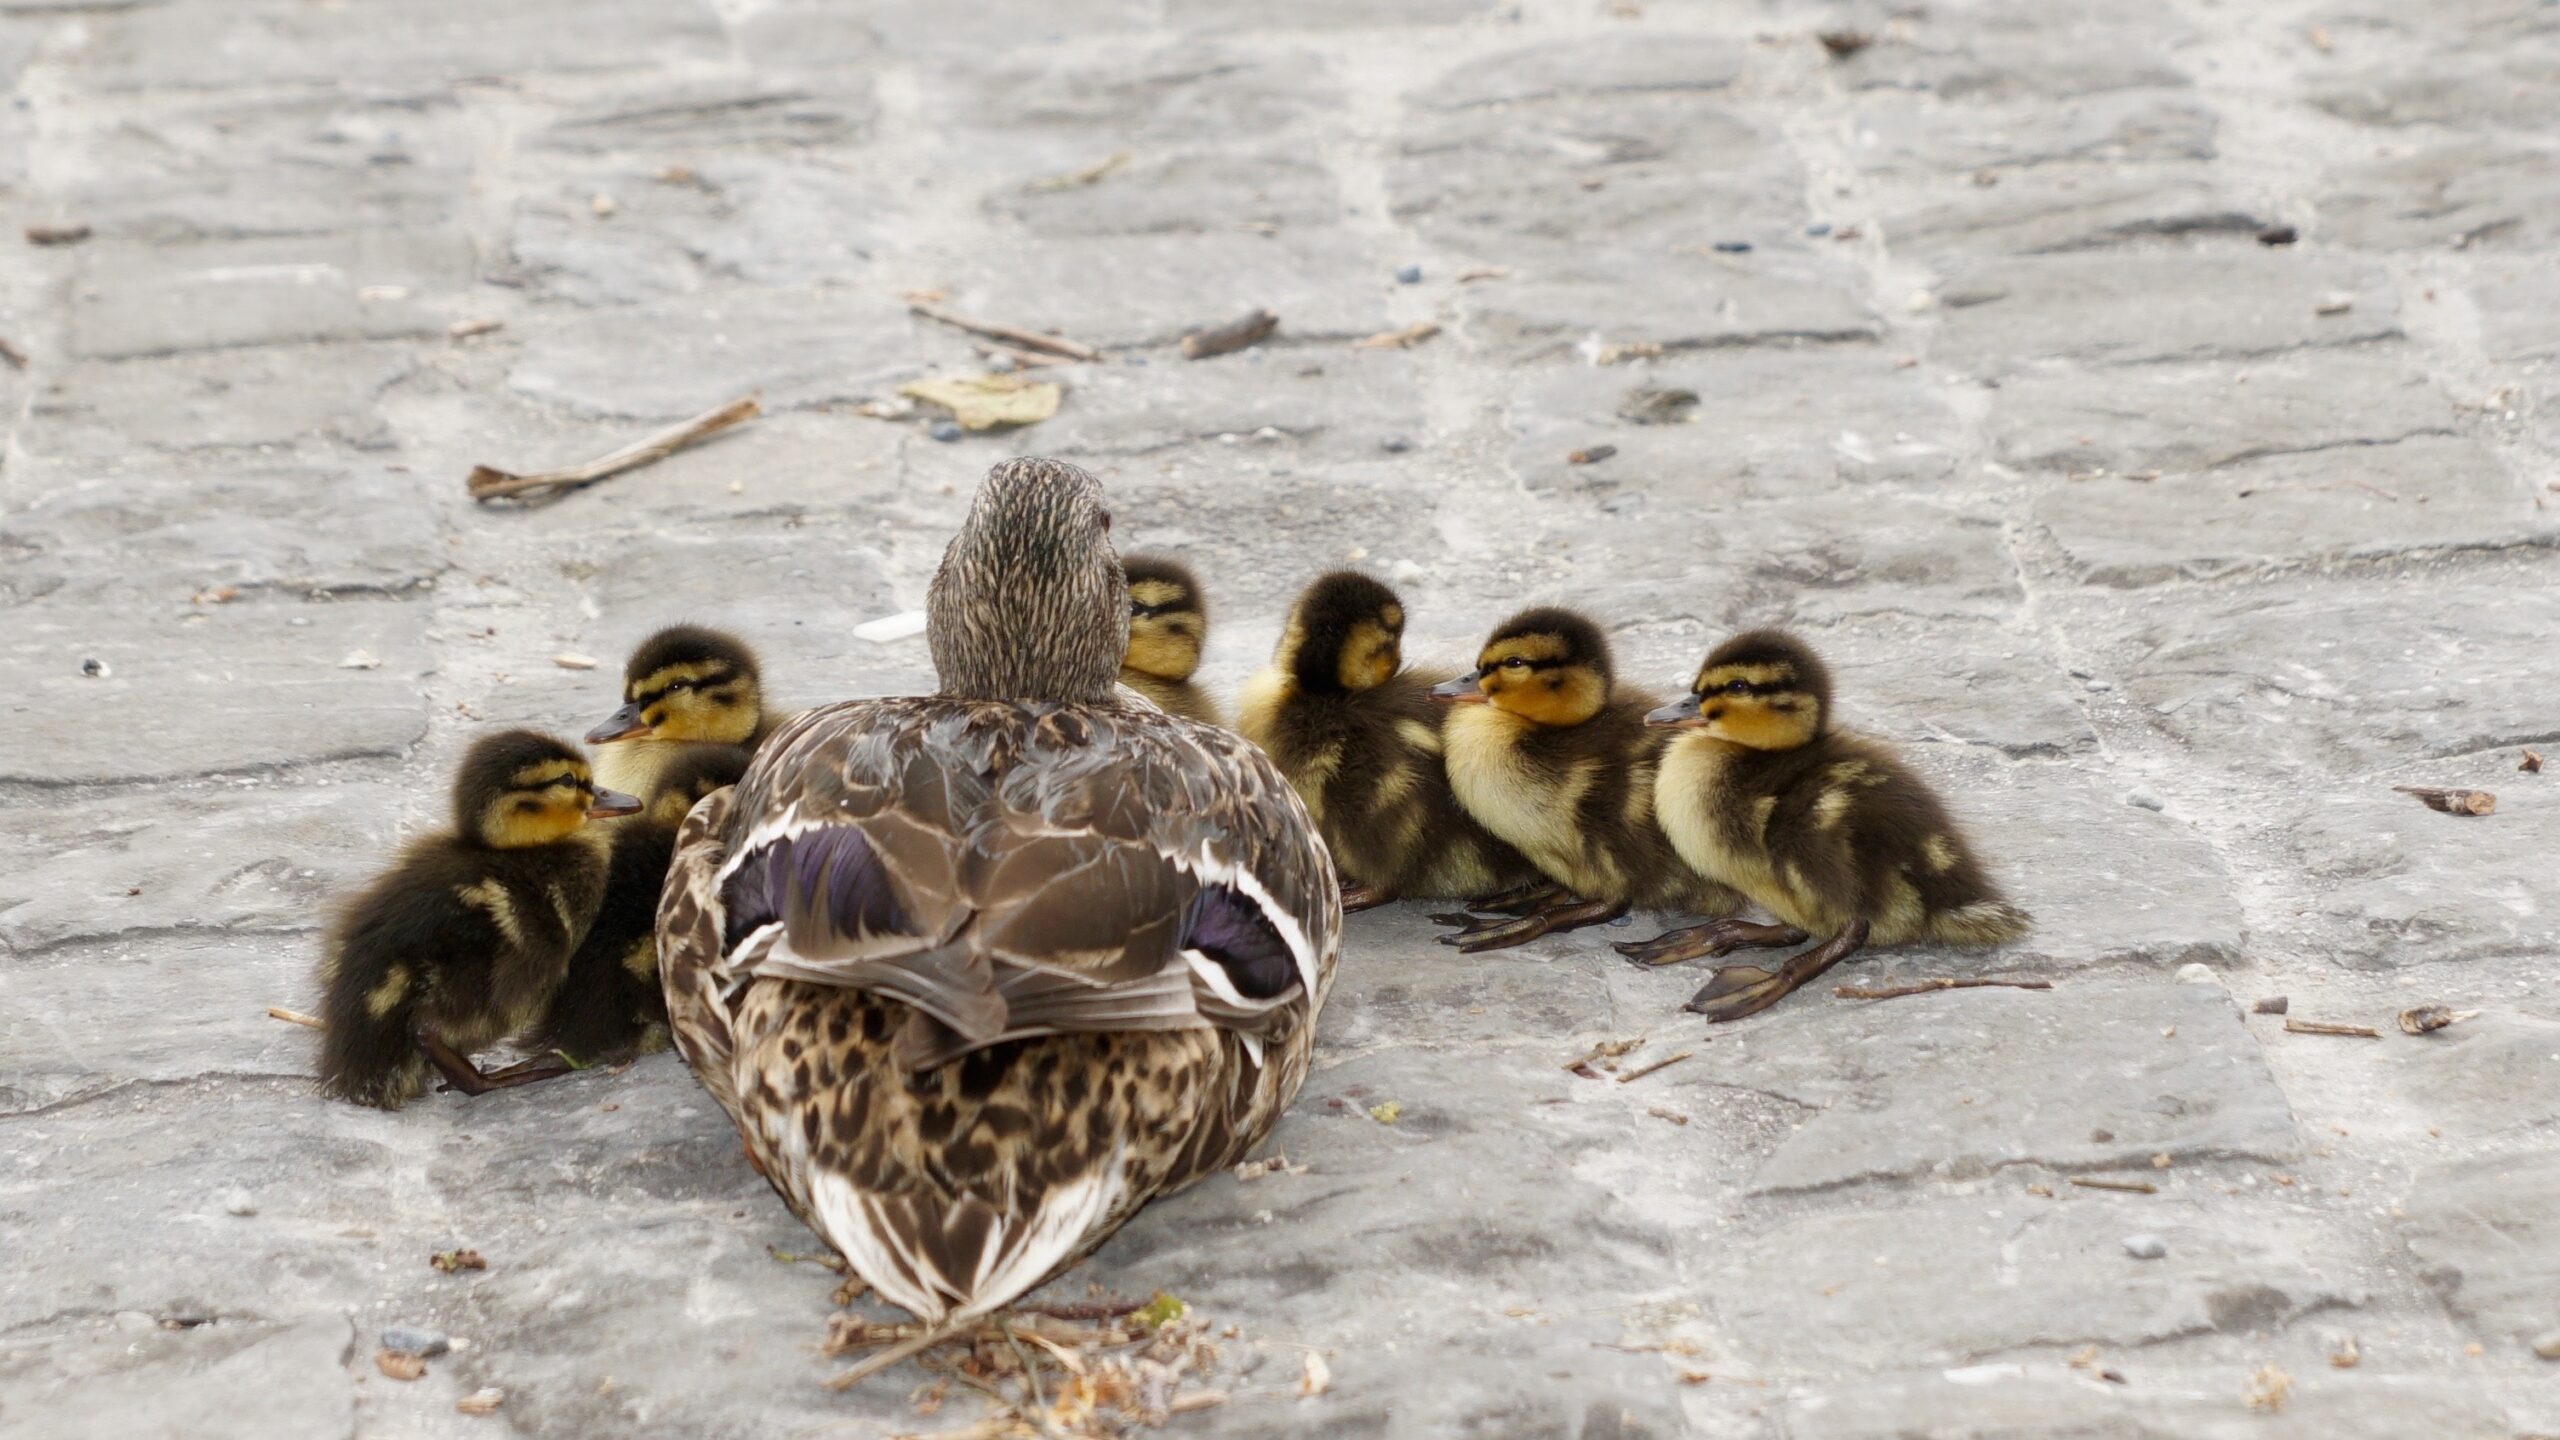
[2254,995,2290,1016]
[381,1326,452,1358]
[2533,1330,2560,1360]
[2125,789,2165,812]
[1712,239,1753,254]
[80,657,109,678]
[2084,678,2114,693]
[220,1188,257,1217]
[1394,263,1423,284]
[1380,436,1413,453]
[927,419,963,443]
[2175,963,2217,986]
[1806,222,1832,237]
[2122,1235,2168,1260]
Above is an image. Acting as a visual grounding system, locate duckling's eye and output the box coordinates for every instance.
[1502,658,1529,671]
[1726,679,1750,695]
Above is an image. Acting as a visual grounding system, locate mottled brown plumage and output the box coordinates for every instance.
[658,458,1338,1328]
[1616,629,2029,1019]
[1119,553,1221,726]
[1235,571,1539,910]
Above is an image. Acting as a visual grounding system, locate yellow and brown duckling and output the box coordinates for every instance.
[526,742,749,1067]
[1615,629,2030,1020]
[1236,570,1541,912]
[315,730,638,1108]
[1429,607,1744,951]
[585,625,772,797]
[1118,554,1220,725]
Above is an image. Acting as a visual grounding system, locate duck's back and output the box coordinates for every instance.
[659,696,1338,1323]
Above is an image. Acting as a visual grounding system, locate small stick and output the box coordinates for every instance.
[467,395,760,502]
[2393,785,2495,816]
[1834,977,2054,1001]
[267,1006,325,1030]
[1561,1036,1644,1072]
[0,335,25,369]
[1013,1297,1146,1322]
[1180,308,1278,360]
[1353,321,1439,350]
[2284,1019,2382,1039]
[973,341,1066,369]
[2067,1177,2158,1194]
[1616,1050,1694,1084]
[823,1324,953,1391]
[25,223,91,246]
[908,301,1101,362]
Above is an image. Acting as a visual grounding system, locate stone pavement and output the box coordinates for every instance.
[2,0,2556,1435]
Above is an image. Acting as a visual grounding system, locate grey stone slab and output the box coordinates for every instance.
[1507,349,1966,501]
[1880,168,2266,257]
[1414,33,1747,110]
[0,602,430,784]
[1097,458,1441,623]
[1168,0,1494,33]
[0,779,399,954]
[2078,570,2560,778]
[1740,980,2298,1193]
[1830,1,2195,101]
[17,344,415,459]
[2398,1147,2560,1354]
[2466,253,2560,364]
[1712,1192,2364,1369]
[505,286,914,419]
[1851,90,2220,174]
[67,232,472,361]
[1933,253,2402,373]
[74,0,726,90]
[2319,139,2560,251]
[1036,347,1426,461]
[2034,436,2546,587]
[925,229,1391,349]
[1987,351,2459,477]
[2388,1012,2560,1141]
[573,523,900,681]
[0,464,443,601]
[987,150,1342,237]
[2309,43,2560,131]
[1462,256,1882,364]
[536,80,875,154]
[0,1314,355,1440]
[489,407,908,525]
[1770,1369,2514,1440]
[2,937,327,1108]
[865,0,1155,56]
[924,39,1342,145]
[2280,780,2560,971]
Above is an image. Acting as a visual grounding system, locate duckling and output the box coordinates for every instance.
[1119,554,1221,726]
[657,458,1337,1341]
[585,625,772,797]
[1235,570,1542,912]
[1613,629,2031,1020]
[1428,607,1743,951]
[315,731,638,1108]
[523,742,749,1068]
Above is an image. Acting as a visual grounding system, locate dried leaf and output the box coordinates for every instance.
[897,373,1062,431]
[2523,749,2544,773]
[1367,1100,1403,1125]
[374,1349,427,1381]
[2329,1335,2360,1369]
[430,1248,487,1273]
[1299,1351,1332,1398]
[456,1388,504,1415]
[2397,1005,2465,1036]
[2394,785,2496,816]
[338,649,383,670]
[2243,1363,2292,1413]
[1568,445,1618,465]
[1133,1292,1187,1331]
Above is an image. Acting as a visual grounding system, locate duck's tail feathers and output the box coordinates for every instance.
[1934,899,2032,947]
[314,939,427,1108]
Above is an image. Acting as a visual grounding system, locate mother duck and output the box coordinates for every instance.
[657,458,1339,1350]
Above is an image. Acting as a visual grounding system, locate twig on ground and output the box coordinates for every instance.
[974,341,1067,368]
[1615,1050,1694,1084]
[1180,308,1278,360]
[25,223,91,246]
[2394,785,2495,816]
[909,301,1101,362]
[2067,1177,2158,1195]
[1026,151,1129,192]
[2284,1019,2382,1039]
[0,335,26,369]
[1353,321,1439,350]
[1014,1297,1148,1322]
[1834,977,2054,1001]
[467,395,761,503]
[1561,1036,1645,1073]
[267,1006,325,1030]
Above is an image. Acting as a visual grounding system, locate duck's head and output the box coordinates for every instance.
[1121,553,1208,684]
[929,457,1126,705]
[1273,570,1406,695]
[455,729,639,850]
[1429,606,1613,727]
[586,626,764,747]
[1645,628,1830,750]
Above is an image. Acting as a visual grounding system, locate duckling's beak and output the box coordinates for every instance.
[1645,694,1706,728]
[1429,670,1489,704]
[585,703,648,745]
[586,787,643,819]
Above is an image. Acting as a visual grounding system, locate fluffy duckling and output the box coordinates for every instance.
[1615,629,2030,1020]
[1119,554,1220,725]
[585,625,772,797]
[526,742,749,1067]
[1428,607,1743,951]
[1236,570,1542,911]
[316,731,638,1108]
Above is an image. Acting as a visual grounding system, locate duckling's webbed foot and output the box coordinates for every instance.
[1340,880,1392,913]
[1613,919,1809,967]
[1436,897,1628,954]
[422,1030,575,1096]
[1468,880,1568,915]
[1686,917,1871,1022]
[480,1052,579,1087]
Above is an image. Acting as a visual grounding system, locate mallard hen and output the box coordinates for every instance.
[657,458,1339,1342]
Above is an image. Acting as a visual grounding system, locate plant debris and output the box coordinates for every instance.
[768,1244,850,1272]
[1647,1106,1690,1126]
[1366,1100,1403,1125]
[2396,1005,2472,1036]
[468,395,761,504]
[2253,995,2289,1015]
[1617,386,1698,425]
[2256,225,2299,247]
[26,223,91,246]
[430,1248,487,1273]
[1815,29,1873,57]
[2394,785,2495,816]
[374,1349,428,1381]
[266,1005,324,1030]
[1562,1036,1645,1076]
[2243,1363,2292,1413]
[193,584,239,605]
[552,653,600,671]
[1615,1050,1694,1084]
[0,335,26,369]
[909,302,1102,363]
[1835,977,2053,1001]
[1568,445,1617,465]
[2284,1019,2381,1039]
[2067,1177,2157,1195]
[898,373,1063,431]
[448,317,504,340]
[2523,749,2544,773]
[1027,151,1129,192]
[1233,1153,1308,1182]
[1180,308,1279,360]
[1298,1351,1331,1399]
[1457,265,1513,282]
[1353,321,1439,350]
[456,1388,505,1415]
[818,1297,1236,1431]
[338,650,382,670]
[2329,1335,2360,1369]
